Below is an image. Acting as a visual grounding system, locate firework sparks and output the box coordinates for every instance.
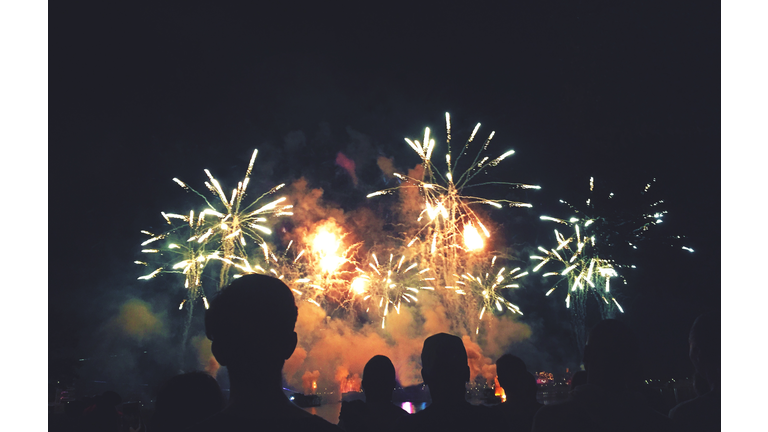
[456,255,525,335]
[368,114,539,287]
[532,218,622,312]
[227,240,329,307]
[352,252,430,328]
[137,209,219,311]
[171,149,293,288]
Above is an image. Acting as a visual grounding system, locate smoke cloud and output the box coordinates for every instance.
[302,370,320,394]
[192,333,220,377]
[335,152,358,186]
[376,156,396,179]
[109,298,168,343]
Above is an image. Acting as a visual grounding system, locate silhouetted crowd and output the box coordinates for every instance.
[50,274,721,432]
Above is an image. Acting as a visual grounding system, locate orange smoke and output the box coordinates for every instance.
[271,173,534,395]
[111,299,168,342]
[376,156,396,179]
[302,370,320,394]
[482,315,532,359]
[192,334,220,377]
[285,178,346,229]
[462,336,496,383]
[284,346,307,382]
[336,366,362,393]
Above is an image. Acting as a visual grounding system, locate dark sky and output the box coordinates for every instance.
[49,0,720,386]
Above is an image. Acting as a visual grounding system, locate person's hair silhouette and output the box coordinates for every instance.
[80,391,123,432]
[338,355,407,432]
[152,371,223,432]
[495,354,537,404]
[687,312,720,393]
[491,354,542,432]
[570,370,588,391]
[420,333,470,403]
[396,333,492,432]
[582,318,640,391]
[190,274,339,431]
[362,355,397,403]
[669,312,721,432]
[533,320,677,432]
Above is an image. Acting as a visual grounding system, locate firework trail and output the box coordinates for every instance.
[171,149,293,288]
[351,250,433,329]
[136,209,219,362]
[368,113,539,290]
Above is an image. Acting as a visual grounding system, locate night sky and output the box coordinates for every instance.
[46,0,721,397]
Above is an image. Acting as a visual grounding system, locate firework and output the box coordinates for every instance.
[351,251,433,328]
[368,113,539,286]
[172,149,293,288]
[531,177,684,353]
[556,176,689,252]
[228,240,327,308]
[137,209,221,310]
[137,209,224,365]
[452,255,526,335]
[533,177,687,314]
[531,220,621,312]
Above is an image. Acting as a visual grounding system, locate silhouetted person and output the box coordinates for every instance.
[190,274,340,431]
[669,313,720,432]
[532,320,677,432]
[490,354,543,432]
[120,402,146,432]
[570,370,588,391]
[337,355,408,432]
[152,371,224,432]
[396,333,492,432]
[81,391,123,432]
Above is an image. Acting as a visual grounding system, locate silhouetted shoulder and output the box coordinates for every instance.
[396,402,492,432]
[490,399,543,432]
[669,390,720,432]
[533,400,588,432]
[533,387,678,432]
[190,403,341,432]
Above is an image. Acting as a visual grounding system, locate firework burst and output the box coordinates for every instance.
[171,149,293,288]
[351,251,434,328]
[530,177,684,354]
[532,217,623,313]
[368,113,539,286]
[228,240,326,308]
[451,255,526,335]
[137,209,221,310]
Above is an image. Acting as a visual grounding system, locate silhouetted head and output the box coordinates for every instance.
[689,312,720,388]
[496,354,536,401]
[362,355,397,402]
[153,371,224,432]
[205,274,298,372]
[101,391,122,407]
[583,319,639,388]
[81,391,122,432]
[570,370,588,390]
[421,333,470,401]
